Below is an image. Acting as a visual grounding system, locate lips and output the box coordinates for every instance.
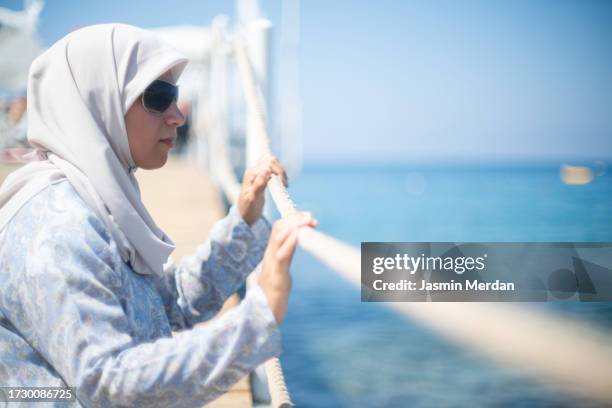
[159,137,175,147]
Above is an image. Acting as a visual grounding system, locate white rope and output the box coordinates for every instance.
[244,265,293,408]
[283,228,612,403]
[263,356,294,408]
[233,37,296,408]
[231,37,612,406]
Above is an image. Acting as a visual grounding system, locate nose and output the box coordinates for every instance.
[165,101,186,127]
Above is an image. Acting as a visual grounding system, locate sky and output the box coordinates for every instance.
[2,0,612,164]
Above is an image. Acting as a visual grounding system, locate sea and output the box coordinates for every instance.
[273,162,612,408]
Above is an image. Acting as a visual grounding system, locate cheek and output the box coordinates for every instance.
[126,107,165,164]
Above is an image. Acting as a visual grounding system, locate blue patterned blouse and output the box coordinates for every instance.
[0,179,281,407]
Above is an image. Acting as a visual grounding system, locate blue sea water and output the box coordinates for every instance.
[276,163,612,408]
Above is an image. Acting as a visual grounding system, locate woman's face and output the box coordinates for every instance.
[125,70,185,170]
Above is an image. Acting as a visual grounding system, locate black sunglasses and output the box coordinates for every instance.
[141,79,179,116]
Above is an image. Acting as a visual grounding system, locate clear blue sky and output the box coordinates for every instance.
[3,0,612,163]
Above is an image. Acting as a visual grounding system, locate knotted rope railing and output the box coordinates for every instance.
[233,37,295,408]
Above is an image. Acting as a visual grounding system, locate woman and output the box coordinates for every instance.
[0,23,316,407]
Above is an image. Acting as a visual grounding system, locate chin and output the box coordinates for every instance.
[141,154,169,170]
[154,155,169,169]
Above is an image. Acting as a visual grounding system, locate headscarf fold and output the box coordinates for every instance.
[0,23,189,276]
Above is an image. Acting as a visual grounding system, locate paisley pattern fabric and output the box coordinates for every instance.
[0,179,281,407]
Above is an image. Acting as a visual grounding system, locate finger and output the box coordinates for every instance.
[272,220,293,249]
[246,161,269,184]
[296,216,318,229]
[270,220,293,251]
[276,227,299,262]
[302,211,318,228]
[273,212,307,241]
[284,210,311,224]
[252,168,272,194]
[243,171,257,186]
[297,211,312,224]
[269,159,288,187]
[278,211,318,233]
[243,167,256,184]
[303,217,319,228]
[268,159,282,175]
[281,172,289,188]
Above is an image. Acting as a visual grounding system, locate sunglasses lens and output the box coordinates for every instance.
[142,80,178,114]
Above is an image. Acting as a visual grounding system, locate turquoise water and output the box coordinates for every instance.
[277,163,612,407]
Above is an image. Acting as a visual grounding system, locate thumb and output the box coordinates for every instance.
[275,227,300,265]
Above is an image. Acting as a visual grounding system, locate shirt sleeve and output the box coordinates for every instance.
[4,212,281,408]
[153,203,273,330]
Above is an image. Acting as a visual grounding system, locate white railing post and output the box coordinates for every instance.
[244,18,274,220]
[210,16,229,171]
[245,18,272,167]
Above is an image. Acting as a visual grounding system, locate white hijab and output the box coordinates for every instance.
[0,23,188,276]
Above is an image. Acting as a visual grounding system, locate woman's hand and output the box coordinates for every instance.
[238,156,288,226]
[259,211,318,325]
